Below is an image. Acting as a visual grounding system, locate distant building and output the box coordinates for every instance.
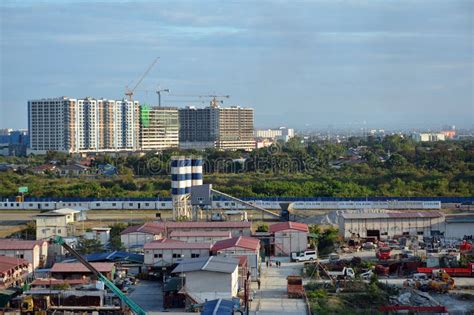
[51,262,115,280]
[179,102,255,151]
[0,239,48,270]
[120,222,165,250]
[140,106,179,151]
[212,236,260,278]
[0,129,29,156]
[35,208,86,240]
[84,227,111,245]
[169,230,232,243]
[270,221,308,257]
[28,97,139,154]
[171,256,239,304]
[412,132,446,142]
[255,127,294,142]
[444,214,474,240]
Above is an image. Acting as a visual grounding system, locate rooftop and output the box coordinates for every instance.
[0,239,45,250]
[51,262,115,273]
[0,255,29,273]
[31,278,88,286]
[120,222,165,235]
[171,256,239,274]
[341,211,443,220]
[165,221,251,229]
[445,214,474,223]
[169,231,232,238]
[144,239,211,250]
[269,221,309,233]
[212,236,260,252]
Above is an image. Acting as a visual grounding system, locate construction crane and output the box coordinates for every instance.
[199,95,230,108]
[125,57,160,101]
[50,236,146,315]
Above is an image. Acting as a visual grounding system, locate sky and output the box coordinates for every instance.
[0,0,473,130]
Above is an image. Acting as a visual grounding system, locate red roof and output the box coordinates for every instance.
[0,239,44,250]
[166,221,251,229]
[144,240,211,250]
[0,255,29,273]
[269,221,308,233]
[120,222,165,235]
[51,262,115,273]
[237,256,248,266]
[170,231,232,238]
[31,278,88,286]
[212,236,260,252]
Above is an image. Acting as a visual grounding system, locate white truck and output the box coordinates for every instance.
[328,267,355,279]
[291,250,317,262]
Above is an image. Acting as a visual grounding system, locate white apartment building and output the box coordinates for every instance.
[412,132,446,142]
[28,97,139,153]
[255,127,295,142]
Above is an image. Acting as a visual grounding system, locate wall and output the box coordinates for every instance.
[445,222,474,240]
[0,246,39,270]
[121,232,161,249]
[216,247,260,278]
[274,230,308,256]
[36,216,69,239]
[171,235,229,243]
[184,268,238,303]
[144,248,210,266]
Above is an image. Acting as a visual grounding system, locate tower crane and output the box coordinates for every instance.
[125,57,160,101]
[199,95,230,108]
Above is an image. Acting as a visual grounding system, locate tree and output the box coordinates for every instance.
[76,237,103,255]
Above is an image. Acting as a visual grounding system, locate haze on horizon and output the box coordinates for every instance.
[0,0,473,130]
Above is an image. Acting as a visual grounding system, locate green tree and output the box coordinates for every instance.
[76,237,103,255]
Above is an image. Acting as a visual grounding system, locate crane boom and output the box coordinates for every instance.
[125,57,160,101]
[51,236,147,315]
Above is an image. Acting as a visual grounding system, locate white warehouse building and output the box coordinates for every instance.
[444,214,474,240]
[338,211,445,240]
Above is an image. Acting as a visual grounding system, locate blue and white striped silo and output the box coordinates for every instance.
[191,156,203,186]
[171,156,191,196]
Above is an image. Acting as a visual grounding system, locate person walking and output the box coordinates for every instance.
[257,278,261,290]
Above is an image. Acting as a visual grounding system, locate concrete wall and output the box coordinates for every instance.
[274,230,308,256]
[121,232,161,249]
[144,248,210,266]
[36,216,69,239]
[184,268,238,303]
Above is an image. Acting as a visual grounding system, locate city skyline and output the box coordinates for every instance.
[1,0,473,130]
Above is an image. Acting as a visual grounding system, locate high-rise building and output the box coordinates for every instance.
[28,97,139,153]
[178,103,254,151]
[140,106,179,150]
[255,127,295,142]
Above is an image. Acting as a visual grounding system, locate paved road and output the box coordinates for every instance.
[128,280,164,312]
[250,258,308,315]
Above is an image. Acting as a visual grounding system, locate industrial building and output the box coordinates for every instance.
[212,236,260,278]
[270,221,309,256]
[143,239,211,267]
[120,222,165,249]
[28,97,140,153]
[444,213,474,240]
[179,102,255,151]
[139,106,179,150]
[338,211,445,240]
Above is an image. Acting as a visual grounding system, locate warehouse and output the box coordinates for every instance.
[444,213,474,240]
[338,211,444,240]
[270,221,308,257]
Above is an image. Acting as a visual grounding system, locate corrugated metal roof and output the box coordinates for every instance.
[201,298,235,315]
[171,256,239,274]
[0,256,29,273]
[341,211,443,220]
[166,221,251,229]
[211,236,260,252]
[144,240,211,250]
[83,251,144,263]
[31,278,88,286]
[170,231,232,238]
[0,239,45,250]
[269,221,309,233]
[51,262,114,273]
[120,222,165,235]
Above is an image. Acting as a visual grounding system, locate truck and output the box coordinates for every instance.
[327,267,355,280]
[287,276,304,298]
[417,262,474,277]
[376,247,391,260]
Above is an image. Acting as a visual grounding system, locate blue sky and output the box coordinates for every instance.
[0,0,473,130]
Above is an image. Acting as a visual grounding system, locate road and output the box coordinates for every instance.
[250,258,308,315]
[128,280,164,312]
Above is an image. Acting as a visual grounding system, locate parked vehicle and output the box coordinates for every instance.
[363,242,376,250]
[287,276,304,298]
[376,247,391,260]
[328,253,340,263]
[328,267,355,279]
[292,250,317,262]
[360,269,373,280]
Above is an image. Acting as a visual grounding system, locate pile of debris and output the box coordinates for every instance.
[392,289,441,308]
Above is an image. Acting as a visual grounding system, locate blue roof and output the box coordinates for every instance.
[201,299,235,315]
[83,251,144,263]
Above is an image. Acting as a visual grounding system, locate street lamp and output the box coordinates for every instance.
[156,88,170,107]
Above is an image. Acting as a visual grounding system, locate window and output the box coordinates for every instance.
[191,253,200,258]
[154,253,163,258]
[57,229,61,234]
[172,253,182,258]
[417,231,424,235]
[402,232,409,236]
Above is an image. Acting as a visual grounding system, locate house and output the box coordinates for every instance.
[82,251,144,275]
[165,221,252,237]
[31,164,56,174]
[57,164,90,177]
[50,262,115,280]
[36,208,86,240]
[0,256,29,289]
[169,230,231,244]
[0,239,48,270]
[212,236,260,278]
[120,222,165,249]
[144,239,211,267]
[171,256,239,304]
[85,227,111,245]
[270,221,309,256]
